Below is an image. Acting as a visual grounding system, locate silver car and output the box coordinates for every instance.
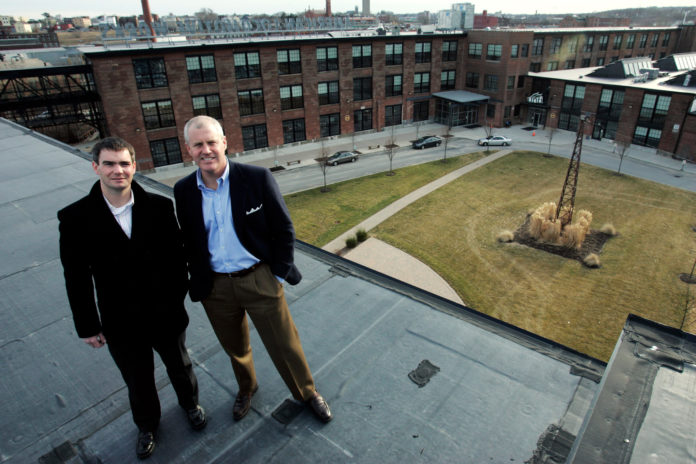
[478,135,512,146]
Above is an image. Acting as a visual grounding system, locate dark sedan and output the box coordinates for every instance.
[412,136,442,149]
[326,151,358,166]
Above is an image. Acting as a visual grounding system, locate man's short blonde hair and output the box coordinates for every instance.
[184,116,224,144]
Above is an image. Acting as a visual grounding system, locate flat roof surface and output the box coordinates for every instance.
[432,90,490,104]
[1,117,607,463]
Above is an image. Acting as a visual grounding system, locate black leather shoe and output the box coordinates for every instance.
[136,431,155,460]
[233,384,259,421]
[308,392,332,423]
[187,405,207,430]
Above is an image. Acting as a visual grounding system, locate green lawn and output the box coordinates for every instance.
[286,150,696,362]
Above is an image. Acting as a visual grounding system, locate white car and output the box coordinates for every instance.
[478,135,512,146]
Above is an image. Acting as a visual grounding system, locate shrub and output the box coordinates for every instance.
[356,229,368,242]
[497,230,514,242]
[345,236,358,248]
[583,253,601,268]
[560,223,587,249]
[600,223,617,236]
[540,219,561,242]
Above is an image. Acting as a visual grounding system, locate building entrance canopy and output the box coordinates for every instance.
[432,91,489,127]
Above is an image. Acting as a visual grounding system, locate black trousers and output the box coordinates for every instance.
[108,331,198,432]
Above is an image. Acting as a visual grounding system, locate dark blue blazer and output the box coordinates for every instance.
[174,162,301,302]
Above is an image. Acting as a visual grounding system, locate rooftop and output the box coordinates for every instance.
[1,117,695,463]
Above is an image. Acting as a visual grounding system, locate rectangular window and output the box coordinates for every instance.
[521,44,529,57]
[413,101,429,121]
[484,74,498,91]
[133,58,167,89]
[596,57,605,66]
[386,74,402,97]
[547,61,559,71]
[613,35,623,50]
[318,81,339,105]
[414,72,430,93]
[568,39,577,54]
[511,44,519,57]
[650,34,659,47]
[638,93,671,125]
[441,70,455,90]
[320,113,340,137]
[582,58,591,67]
[611,56,619,63]
[354,108,372,131]
[504,105,512,118]
[532,38,544,56]
[282,118,306,143]
[280,85,303,110]
[192,94,221,119]
[517,75,525,88]
[565,60,575,69]
[442,41,458,61]
[186,55,216,83]
[639,34,648,48]
[626,34,635,49]
[550,37,562,54]
[468,42,482,57]
[234,52,260,79]
[317,46,338,72]
[465,72,479,88]
[238,89,264,116]
[150,138,182,167]
[487,104,495,118]
[599,35,608,51]
[530,63,541,72]
[633,126,662,148]
[352,44,372,68]
[662,32,671,47]
[486,44,502,61]
[584,36,594,52]
[507,75,515,90]
[415,42,432,63]
[385,43,403,65]
[141,100,174,129]
[385,104,402,127]
[242,124,268,150]
[353,77,372,100]
[277,49,301,75]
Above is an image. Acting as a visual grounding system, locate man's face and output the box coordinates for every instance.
[92,148,135,192]
[186,123,228,178]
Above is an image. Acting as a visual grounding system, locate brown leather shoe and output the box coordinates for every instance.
[233,384,259,421]
[308,392,332,423]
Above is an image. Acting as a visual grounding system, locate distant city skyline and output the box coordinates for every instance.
[5,0,695,20]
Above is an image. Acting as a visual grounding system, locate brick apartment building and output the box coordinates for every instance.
[80,24,693,170]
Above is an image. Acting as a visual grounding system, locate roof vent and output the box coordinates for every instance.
[639,68,659,80]
[634,73,648,83]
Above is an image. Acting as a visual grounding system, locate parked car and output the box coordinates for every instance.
[326,151,358,166]
[412,136,442,149]
[478,135,512,146]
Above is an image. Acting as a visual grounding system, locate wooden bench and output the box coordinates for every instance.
[368,144,380,149]
[286,159,301,166]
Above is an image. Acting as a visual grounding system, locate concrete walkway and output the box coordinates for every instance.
[322,149,513,253]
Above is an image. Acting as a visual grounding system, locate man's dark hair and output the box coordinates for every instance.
[91,137,136,163]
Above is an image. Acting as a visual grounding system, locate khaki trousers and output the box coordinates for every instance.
[202,263,316,401]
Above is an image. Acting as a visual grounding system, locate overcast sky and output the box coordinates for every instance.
[8,0,696,19]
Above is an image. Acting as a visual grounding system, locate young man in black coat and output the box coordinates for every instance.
[58,137,206,460]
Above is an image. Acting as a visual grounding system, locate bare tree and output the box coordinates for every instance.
[316,140,331,192]
[546,127,557,157]
[615,141,629,175]
[442,124,451,162]
[195,8,218,23]
[385,124,397,176]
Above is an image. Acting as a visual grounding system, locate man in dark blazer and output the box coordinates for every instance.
[174,116,332,423]
[58,137,206,460]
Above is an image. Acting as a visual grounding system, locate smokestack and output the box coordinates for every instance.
[326,0,331,16]
[141,0,156,41]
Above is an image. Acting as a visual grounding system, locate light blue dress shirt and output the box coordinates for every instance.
[197,161,259,273]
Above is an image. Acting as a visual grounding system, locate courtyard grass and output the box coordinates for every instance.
[371,151,696,361]
[285,151,488,246]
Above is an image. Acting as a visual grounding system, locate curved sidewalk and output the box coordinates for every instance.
[322,149,513,253]
[321,149,513,304]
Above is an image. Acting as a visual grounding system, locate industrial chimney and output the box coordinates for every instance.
[141,0,156,41]
[326,0,332,16]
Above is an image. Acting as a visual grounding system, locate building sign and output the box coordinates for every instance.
[527,92,544,104]
[99,16,354,39]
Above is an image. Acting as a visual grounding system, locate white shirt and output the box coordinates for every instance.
[104,191,135,239]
